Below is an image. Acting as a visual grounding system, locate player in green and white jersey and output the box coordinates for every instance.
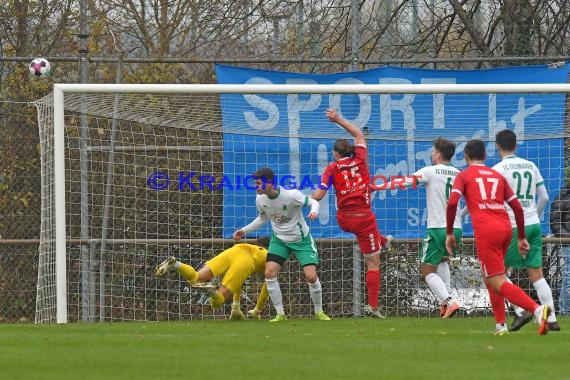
[385,138,462,318]
[493,129,559,331]
[233,167,330,322]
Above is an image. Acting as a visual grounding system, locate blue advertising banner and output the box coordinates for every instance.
[216,64,569,238]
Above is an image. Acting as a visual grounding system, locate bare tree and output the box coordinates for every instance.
[0,0,75,56]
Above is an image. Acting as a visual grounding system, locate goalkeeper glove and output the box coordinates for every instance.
[247,308,262,320]
[229,301,245,321]
[229,308,245,321]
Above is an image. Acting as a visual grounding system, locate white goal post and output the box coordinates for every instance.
[39,82,570,323]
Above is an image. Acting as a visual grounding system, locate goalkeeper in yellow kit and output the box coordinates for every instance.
[154,236,269,320]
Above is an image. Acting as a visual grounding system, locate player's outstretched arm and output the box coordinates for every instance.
[313,167,332,201]
[306,197,320,220]
[234,214,269,240]
[233,229,245,241]
[382,175,420,192]
[312,188,327,201]
[536,184,549,220]
[326,109,365,146]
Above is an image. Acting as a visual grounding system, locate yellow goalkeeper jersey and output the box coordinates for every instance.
[206,243,268,294]
[232,243,268,273]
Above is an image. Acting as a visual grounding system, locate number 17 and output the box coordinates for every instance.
[475,177,499,200]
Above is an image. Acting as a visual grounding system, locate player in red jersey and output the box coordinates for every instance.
[312,109,389,318]
[445,139,550,335]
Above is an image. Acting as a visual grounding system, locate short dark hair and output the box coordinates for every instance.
[433,137,456,161]
[495,129,517,152]
[463,139,486,161]
[333,139,355,158]
[255,236,270,249]
[252,167,275,183]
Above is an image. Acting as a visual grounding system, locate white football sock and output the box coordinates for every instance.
[513,305,525,317]
[437,262,451,290]
[533,278,557,322]
[425,273,451,303]
[308,279,323,314]
[266,277,285,315]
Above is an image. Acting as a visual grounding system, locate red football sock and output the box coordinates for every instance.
[499,281,539,313]
[485,283,506,323]
[366,270,380,309]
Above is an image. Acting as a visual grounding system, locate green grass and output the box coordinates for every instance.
[1,317,569,380]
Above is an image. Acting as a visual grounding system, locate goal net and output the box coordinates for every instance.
[34,83,569,323]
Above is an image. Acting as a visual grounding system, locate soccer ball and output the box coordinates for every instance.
[29,58,52,78]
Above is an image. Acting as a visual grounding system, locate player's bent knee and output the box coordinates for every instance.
[265,259,282,278]
[197,266,214,282]
[420,264,438,277]
[304,274,318,283]
[364,256,380,270]
[302,265,318,283]
[265,269,277,278]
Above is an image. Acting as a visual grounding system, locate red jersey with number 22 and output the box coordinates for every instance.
[320,144,371,211]
[451,164,516,234]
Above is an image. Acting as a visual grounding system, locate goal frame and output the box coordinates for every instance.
[52,82,570,323]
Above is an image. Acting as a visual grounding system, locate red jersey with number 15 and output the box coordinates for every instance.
[320,144,371,211]
[451,164,516,233]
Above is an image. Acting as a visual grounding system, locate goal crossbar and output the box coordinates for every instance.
[54,83,570,94]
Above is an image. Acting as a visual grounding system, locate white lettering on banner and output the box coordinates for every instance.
[408,207,428,227]
[512,97,540,140]
[486,93,505,159]
[486,95,537,159]
[241,77,537,148]
[380,78,417,173]
[317,143,330,225]
[451,129,485,168]
[415,149,432,168]
[371,160,408,201]
[379,78,416,132]
[421,78,457,129]
[286,78,321,181]
[329,78,371,128]
[243,77,280,130]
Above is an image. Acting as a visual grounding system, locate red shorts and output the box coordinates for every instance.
[337,209,385,255]
[474,226,511,278]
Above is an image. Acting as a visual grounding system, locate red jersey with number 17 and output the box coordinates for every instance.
[451,164,516,234]
[320,144,371,211]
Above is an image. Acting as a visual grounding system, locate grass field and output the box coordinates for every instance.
[1,317,568,380]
